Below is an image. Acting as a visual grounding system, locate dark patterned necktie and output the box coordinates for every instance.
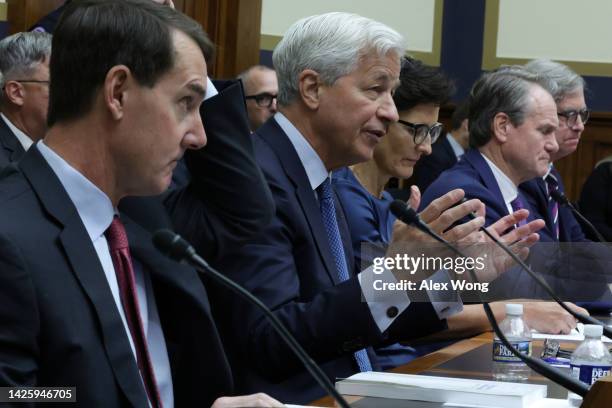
[106,216,162,408]
[510,196,527,227]
[317,178,373,372]
[545,173,560,240]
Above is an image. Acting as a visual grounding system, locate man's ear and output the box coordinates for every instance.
[298,69,322,110]
[3,81,25,107]
[104,65,131,121]
[492,112,511,143]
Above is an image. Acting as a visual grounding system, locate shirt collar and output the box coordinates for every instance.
[543,162,553,179]
[37,140,115,241]
[446,133,465,159]
[481,153,518,208]
[1,113,34,151]
[273,112,329,190]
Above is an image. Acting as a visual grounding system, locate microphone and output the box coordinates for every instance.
[152,230,351,408]
[389,200,590,397]
[550,189,607,243]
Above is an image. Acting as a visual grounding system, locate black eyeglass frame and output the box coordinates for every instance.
[245,92,277,108]
[397,119,444,145]
[557,108,590,127]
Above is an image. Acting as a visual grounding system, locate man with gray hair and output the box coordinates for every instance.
[521,59,590,242]
[211,14,541,404]
[237,65,278,131]
[0,31,51,168]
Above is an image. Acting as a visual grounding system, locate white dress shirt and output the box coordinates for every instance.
[482,153,518,216]
[1,113,34,151]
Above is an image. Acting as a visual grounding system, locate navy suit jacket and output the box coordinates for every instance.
[421,149,611,302]
[412,135,458,195]
[0,147,233,407]
[0,117,26,170]
[520,168,587,243]
[210,118,446,404]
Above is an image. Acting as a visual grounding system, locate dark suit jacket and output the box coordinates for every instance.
[520,167,588,243]
[412,134,458,195]
[0,116,26,170]
[579,162,612,242]
[0,146,233,407]
[211,118,446,404]
[420,149,611,302]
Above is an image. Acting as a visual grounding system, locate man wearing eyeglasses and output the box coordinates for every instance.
[521,59,590,243]
[0,31,51,169]
[237,65,278,131]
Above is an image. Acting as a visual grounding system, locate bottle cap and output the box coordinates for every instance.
[584,324,603,338]
[505,303,523,316]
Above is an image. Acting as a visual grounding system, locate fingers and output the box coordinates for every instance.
[427,199,484,237]
[211,393,284,408]
[419,189,465,224]
[443,216,485,242]
[564,302,590,317]
[408,185,421,210]
[497,218,545,246]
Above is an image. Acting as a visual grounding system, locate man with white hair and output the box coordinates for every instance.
[0,31,51,168]
[211,13,541,404]
[521,59,589,242]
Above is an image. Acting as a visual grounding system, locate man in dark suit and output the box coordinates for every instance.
[0,31,51,168]
[211,13,542,404]
[421,66,611,302]
[0,1,280,407]
[412,101,469,195]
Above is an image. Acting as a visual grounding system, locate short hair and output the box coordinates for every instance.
[524,59,585,102]
[450,101,469,131]
[0,31,52,100]
[468,65,553,148]
[237,65,275,94]
[273,12,404,106]
[393,56,455,112]
[47,0,214,127]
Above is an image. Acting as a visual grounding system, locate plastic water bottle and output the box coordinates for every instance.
[567,324,612,406]
[492,303,531,381]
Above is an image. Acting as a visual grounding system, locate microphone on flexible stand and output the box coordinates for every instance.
[550,189,607,243]
[456,198,612,339]
[389,200,590,397]
[152,230,351,408]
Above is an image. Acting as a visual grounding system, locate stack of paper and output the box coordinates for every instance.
[531,323,612,343]
[336,372,547,408]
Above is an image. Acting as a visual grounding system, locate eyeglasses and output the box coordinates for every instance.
[557,108,589,127]
[397,120,444,144]
[245,92,277,108]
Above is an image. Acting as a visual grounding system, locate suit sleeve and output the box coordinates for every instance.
[163,80,274,262]
[0,234,39,395]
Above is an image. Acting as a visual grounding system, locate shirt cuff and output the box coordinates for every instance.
[426,269,464,319]
[358,265,411,333]
[204,77,218,100]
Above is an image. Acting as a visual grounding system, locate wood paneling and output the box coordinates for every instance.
[7,0,63,34]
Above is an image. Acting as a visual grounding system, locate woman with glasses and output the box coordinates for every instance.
[333,57,585,370]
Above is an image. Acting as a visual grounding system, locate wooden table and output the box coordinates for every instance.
[311,332,578,407]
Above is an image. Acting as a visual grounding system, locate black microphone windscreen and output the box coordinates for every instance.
[550,189,570,206]
[153,229,191,262]
[390,200,420,225]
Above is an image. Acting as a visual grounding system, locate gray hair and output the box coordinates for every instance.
[272,12,404,106]
[0,31,52,98]
[468,65,554,148]
[524,59,585,102]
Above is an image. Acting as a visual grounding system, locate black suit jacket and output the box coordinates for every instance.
[0,146,233,407]
[411,134,458,195]
[579,162,612,242]
[0,116,26,170]
[211,118,446,404]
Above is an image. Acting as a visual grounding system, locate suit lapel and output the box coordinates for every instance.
[18,146,148,407]
[258,120,342,285]
[0,118,26,163]
[463,149,510,216]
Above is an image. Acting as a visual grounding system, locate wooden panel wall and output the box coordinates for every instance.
[6,0,262,79]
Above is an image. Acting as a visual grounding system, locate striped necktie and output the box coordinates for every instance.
[545,173,560,240]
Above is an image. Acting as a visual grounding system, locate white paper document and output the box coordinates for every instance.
[531,323,612,343]
[335,372,547,408]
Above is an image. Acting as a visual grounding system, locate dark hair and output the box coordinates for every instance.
[450,101,469,131]
[468,65,552,148]
[392,56,455,112]
[47,0,214,126]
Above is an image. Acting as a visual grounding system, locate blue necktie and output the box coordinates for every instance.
[544,173,560,240]
[317,178,373,372]
[510,195,527,227]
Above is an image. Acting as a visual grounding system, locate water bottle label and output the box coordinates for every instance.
[492,340,531,362]
[570,364,612,385]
